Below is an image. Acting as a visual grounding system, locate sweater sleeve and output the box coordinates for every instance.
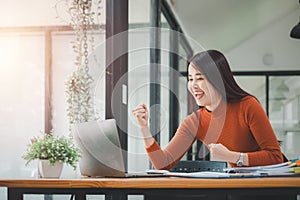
[245,98,283,166]
[145,113,198,170]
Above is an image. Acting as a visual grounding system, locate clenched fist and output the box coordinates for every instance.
[132,104,149,128]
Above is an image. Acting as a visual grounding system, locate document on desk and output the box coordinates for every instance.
[223,160,300,176]
[147,160,300,178]
[147,170,230,178]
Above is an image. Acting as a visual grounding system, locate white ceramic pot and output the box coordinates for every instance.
[38,159,63,178]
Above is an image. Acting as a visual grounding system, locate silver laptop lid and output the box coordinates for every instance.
[72,119,126,177]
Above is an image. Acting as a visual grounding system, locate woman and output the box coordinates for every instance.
[132,49,283,170]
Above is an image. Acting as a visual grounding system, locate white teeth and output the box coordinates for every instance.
[194,92,203,95]
[194,91,204,99]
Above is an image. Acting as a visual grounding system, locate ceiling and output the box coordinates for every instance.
[166,0,300,108]
[168,0,299,52]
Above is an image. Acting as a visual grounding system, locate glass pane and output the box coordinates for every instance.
[268,76,300,159]
[128,0,151,172]
[284,131,300,160]
[0,33,44,178]
[128,0,197,167]
[127,34,150,172]
[234,76,266,110]
[129,0,150,28]
[52,33,76,134]
[269,76,299,124]
[52,31,106,135]
[178,45,188,72]
[178,77,189,121]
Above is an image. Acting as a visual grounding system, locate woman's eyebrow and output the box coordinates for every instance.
[189,72,203,76]
[195,73,203,76]
[188,73,203,76]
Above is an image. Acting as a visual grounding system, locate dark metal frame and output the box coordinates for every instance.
[7,186,300,200]
[105,0,129,171]
[149,0,162,144]
[149,0,194,143]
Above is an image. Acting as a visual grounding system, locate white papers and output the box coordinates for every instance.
[147,170,230,178]
[223,161,295,176]
[224,161,290,172]
[168,171,230,178]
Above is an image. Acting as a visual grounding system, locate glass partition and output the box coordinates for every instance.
[235,74,300,160]
[127,0,193,171]
[269,76,300,159]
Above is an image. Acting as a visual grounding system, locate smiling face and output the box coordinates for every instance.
[187,64,222,111]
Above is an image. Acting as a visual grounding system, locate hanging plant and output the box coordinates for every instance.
[63,0,102,126]
[65,67,95,124]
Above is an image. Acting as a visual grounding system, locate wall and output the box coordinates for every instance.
[227,7,300,71]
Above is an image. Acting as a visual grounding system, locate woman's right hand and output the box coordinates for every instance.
[132,104,149,128]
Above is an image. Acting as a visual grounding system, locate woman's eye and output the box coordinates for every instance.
[188,76,204,81]
[193,77,202,81]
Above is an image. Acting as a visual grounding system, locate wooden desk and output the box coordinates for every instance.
[0,177,300,200]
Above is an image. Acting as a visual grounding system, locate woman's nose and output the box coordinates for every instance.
[192,81,199,88]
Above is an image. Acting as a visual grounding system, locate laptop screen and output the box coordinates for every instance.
[72,119,126,177]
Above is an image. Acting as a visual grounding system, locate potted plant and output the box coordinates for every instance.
[23,130,81,178]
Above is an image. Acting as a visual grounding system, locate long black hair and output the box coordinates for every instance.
[188,50,251,103]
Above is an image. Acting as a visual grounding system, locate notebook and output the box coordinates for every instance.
[72,118,166,178]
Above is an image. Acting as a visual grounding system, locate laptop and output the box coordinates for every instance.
[72,119,166,178]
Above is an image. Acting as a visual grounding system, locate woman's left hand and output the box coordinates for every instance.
[208,143,235,162]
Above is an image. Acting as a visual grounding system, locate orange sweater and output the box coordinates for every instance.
[146,96,283,169]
